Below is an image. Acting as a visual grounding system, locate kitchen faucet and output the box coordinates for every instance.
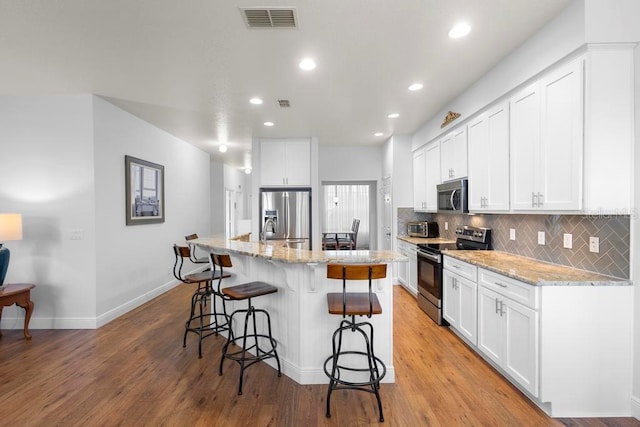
[261,218,276,244]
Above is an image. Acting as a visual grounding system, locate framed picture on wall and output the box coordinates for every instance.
[125,155,165,225]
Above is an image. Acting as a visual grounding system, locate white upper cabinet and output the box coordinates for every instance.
[412,148,427,211]
[440,127,467,182]
[413,140,440,212]
[467,101,510,212]
[424,141,441,211]
[583,45,634,214]
[510,57,583,211]
[260,139,311,186]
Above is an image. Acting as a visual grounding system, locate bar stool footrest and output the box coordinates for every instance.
[222,335,279,365]
[324,350,387,388]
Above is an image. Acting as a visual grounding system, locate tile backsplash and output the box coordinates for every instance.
[397,208,630,279]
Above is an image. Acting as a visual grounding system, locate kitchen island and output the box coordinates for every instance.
[192,236,408,385]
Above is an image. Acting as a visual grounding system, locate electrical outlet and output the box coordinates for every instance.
[445,222,449,230]
[589,236,600,253]
[538,231,545,245]
[69,229,84,240]
[509,229,516,241]
[563,233,572,249]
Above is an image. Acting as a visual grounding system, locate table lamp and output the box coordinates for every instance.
[0,213,23,288]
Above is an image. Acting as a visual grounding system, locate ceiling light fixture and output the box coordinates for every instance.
[449,22,471,39]
[264,121,274,127]
[245,168,252,175]
[219,144,228,153]
[299,58,316,71]
[374,132,384,137]
[249,97,263,105]
[408,83,424,91]
[387,113,400,119]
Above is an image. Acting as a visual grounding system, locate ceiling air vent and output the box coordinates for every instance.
[277,99,291,108]
[241,8,297,28]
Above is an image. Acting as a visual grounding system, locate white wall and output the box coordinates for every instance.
[210,159,225,234]
[0,95,212,330]
[585,0,640,43]
[633,40,640,419]
[319,145,382,182]
[93,97,211,324]
[382,134,413,248]
[0,94,97,328]
[412,0,585,149]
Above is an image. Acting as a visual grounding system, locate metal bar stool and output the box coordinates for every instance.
[324,263,387,422]
[173,245,231,358]
[185,233,210,267]
[211,253,282,395]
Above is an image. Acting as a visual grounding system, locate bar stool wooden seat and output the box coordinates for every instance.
[324,263,387,422]
[211,253,282,395]
[173,245,231,358]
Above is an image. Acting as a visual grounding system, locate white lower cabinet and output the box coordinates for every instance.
[443,257,478,345]
[477,283,539,397]
[443,257,633,416]
[396,240,417,295]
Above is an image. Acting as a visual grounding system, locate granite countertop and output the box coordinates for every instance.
[193,236,409,264]
[444,250,631,286]
[397,235,456,245]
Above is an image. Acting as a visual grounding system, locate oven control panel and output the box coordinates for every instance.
[454,226,491,244]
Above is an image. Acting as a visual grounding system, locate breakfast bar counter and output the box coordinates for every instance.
[192,236,407,385]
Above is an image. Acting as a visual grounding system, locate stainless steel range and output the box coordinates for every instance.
[416,226,492,325]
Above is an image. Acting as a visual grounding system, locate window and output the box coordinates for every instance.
[322,182,376,249]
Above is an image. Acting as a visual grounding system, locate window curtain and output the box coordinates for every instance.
[323,184,369,249]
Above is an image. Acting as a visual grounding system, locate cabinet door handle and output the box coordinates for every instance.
[532,192,537,208]
[500,300,506,316]
[495,298,500,314]
[538,192,543,207]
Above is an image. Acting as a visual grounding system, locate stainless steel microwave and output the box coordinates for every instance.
[437,179,468,214]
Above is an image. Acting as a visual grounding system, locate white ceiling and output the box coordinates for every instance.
[0,0,571,170]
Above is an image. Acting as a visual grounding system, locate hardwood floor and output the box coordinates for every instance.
[1,283,638,426]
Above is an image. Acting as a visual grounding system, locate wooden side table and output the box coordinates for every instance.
[0,283,36,340]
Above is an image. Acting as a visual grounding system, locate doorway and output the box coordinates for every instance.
[321,181,377,250]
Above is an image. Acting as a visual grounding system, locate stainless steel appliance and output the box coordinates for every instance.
[407,221,439,238]
[437,179,468,214]
[259,188,312,249]
[416,226,491,325]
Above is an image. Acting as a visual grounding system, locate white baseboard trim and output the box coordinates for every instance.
[96,278,181,328]
[0,278,182,330]
[631,395,640,420]
[1,316,98,330]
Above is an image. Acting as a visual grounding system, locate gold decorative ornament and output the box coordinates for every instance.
[441,111,461,128]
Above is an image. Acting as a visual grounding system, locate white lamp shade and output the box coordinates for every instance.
[0,213,23,241]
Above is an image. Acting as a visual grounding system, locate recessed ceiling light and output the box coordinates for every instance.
[249,97,263,105]
[408,83,424,91]
[219,144,228,153]
[245,168,252,175]
[264,121,274,127]
[299,58,316,71]
[387,113,400,119]
[374,132,384,137]
[449,22,471,39]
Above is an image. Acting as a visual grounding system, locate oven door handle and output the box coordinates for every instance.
[417,250,440,263]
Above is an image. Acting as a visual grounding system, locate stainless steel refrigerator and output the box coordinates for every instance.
[259,188,312,250]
